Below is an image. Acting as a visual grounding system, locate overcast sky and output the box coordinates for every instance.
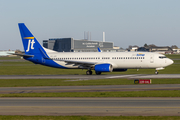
[1,0,180,50]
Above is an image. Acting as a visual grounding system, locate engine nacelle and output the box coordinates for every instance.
[113,69,127,72]
[94,64,113,72]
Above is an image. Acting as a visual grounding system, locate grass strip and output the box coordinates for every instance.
[0,79,130,87]
[1,90,180,97]
[0,56,21,60]
[166,54,180,59]
[0,116,180,120]
[0,78,180,87]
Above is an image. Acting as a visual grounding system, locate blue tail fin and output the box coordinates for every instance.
[18,23,50,61]
[18,23,65,68]
[19,23,43,55]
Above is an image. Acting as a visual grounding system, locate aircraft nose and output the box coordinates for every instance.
[167,59,174,65]
[170,59,174,64]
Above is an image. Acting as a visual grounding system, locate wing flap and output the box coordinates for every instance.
[54,59,96,68]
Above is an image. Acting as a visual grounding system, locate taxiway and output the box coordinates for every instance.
[0,84,180,94]
[0,97,180,116]
[0,74,180,80]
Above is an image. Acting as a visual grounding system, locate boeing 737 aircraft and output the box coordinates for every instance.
[16,23,174,75]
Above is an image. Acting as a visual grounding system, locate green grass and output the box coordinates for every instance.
[174,60,180,63]
[0,79,130,87]
[0,61,178,75]
[0,78,180,87]
[152,78,180,84]
[0,90,180,97]
[0,116,180,120]
[0,56,21,60]
[166,54,180,59]
[0,62,84,75]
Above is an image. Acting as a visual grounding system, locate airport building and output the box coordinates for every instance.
[43,38,124,52]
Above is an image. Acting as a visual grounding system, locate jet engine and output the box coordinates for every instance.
[94,64,113,72]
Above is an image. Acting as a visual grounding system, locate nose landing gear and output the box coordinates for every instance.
[155,70,159,75]
[155,68,164,75]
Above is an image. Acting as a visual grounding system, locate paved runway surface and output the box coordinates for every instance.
[0,97,180,116]
[1,84,180,94]
[0,74,180,116]
[1,74,180,80]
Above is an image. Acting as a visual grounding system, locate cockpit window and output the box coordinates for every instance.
[159,56,167,59]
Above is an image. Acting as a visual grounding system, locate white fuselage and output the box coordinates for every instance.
[46,50,173,70]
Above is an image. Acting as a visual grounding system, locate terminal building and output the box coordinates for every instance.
[43,38,124,52]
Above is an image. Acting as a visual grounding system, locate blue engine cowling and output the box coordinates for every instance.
[94,64,113,72]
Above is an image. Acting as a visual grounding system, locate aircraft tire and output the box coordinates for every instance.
[155,71,159,75]
[95,71,101,75]
[86,70,92,75]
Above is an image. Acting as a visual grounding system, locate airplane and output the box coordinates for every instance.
[16,23,174,75]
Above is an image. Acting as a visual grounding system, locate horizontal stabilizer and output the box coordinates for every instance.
[11,53,34,57]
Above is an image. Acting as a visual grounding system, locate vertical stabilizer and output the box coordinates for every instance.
[18,23,43,55]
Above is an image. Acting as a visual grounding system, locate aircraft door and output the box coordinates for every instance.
[150,54,154,63]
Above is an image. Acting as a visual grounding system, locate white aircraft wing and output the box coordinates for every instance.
[54,59,97,68]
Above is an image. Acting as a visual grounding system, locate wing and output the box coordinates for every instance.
[55,59,97,69]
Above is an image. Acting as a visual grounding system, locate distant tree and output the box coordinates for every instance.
[171,45,178,49]
[128,45,132,49]
[144,43,148,47]
[148,44,156,47]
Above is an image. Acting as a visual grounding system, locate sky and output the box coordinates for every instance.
[0,0,180,50]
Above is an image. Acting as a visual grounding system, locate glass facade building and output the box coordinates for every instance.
[43,38,119,52]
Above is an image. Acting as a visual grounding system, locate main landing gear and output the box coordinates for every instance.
[86,70,102,75]
[95,71,101,75]
[86,70,92,75]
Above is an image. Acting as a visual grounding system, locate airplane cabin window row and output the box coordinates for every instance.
[112,57,145,59]
[51,57,145,60]
[52,57,100,60]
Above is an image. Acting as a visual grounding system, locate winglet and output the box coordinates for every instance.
[97,47,102,52]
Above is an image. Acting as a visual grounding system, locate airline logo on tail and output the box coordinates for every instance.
[24,37,35,52]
